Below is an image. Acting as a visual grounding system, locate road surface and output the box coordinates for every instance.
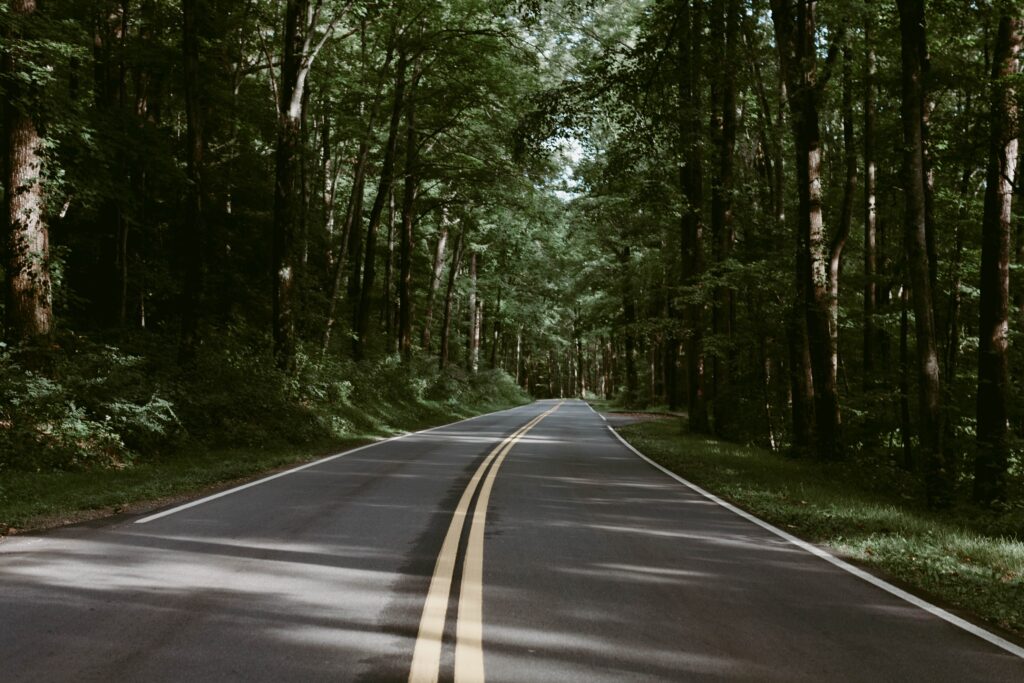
[2,399,1022,681]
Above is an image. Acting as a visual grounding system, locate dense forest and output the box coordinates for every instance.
[3,0,1023,513]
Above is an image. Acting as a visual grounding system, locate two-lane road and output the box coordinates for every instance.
[2,400,1022,681]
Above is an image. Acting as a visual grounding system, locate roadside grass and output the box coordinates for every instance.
[587,397,678,415]
[615,417,1024,639]
[0,356,529,534]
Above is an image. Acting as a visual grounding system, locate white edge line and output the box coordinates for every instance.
[605,424,1024,661]
[133,405,524,525]
[584,400,608,422]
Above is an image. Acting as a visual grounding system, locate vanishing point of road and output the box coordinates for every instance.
[3,400,1023,681]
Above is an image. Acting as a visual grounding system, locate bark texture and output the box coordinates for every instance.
[771,0,842,458]
[975,11,1022,505]
[863,10,878,382]
[421,216,449,352]
[678,0,709,432]
[710,0,739,436]
[272,0,309,372]
[898,0,951,506]
[4,0,53,344]
[398,60,420,361]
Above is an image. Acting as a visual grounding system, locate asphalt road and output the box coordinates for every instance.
[3,399,1023,681]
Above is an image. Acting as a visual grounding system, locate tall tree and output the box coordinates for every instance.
[179,0,208,363]
[621,245,639,405]
[3,0,53,344]
[397,57,421,361]
[273,0,343,371]
[677,0,709,432]
[770,0,842,459]
[467,250,481,372]
[975,7,1022,506]
[421,209,451,351]
[353,49,407,360]
[897,0,950,506]
[862,4,878,383]
[439,226,465,369]
[827,46,856,390]
[709,0,739,436]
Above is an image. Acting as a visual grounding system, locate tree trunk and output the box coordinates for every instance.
[786,282,815,453]
[621,246,639,407]
[3,0,53,345]
[575,328,584,396]
[298,86,312,276]
[321,116,337,248]
[975,11,1022,506]
[897,0,951,506]
[322,137,368,354]
[467,251,481,373]
[515,329,522,385]
[710,0,739,436]
[354,53,407,360]
[760,334,777,450]
[944,178,968,384]
[828,47,856,392]
[92,2,129,326]
[272,0,313,372]
[678,0,709,432]
[398,62,420,361]
[179,0,206,364]
[383,187,396,351]
[421,212,450,352]
[439,227,464,369]
[863,9,878,384]
[771,0,841,459]
[490,286,501,369]
[900,278,913,469]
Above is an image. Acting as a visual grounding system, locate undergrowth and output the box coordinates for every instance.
[0,331,528,531]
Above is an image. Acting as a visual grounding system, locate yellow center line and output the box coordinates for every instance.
[455,402,562,682]
[408,403,561,683]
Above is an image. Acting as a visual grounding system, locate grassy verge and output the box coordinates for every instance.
[1,353,529,534]
[614,417,1024,639]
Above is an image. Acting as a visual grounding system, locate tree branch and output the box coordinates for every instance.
[818,27,846,91]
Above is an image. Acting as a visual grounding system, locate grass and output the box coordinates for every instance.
[614,416,1024,639]
[0,363,530,534]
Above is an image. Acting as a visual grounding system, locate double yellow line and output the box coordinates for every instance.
[408,402,562,683]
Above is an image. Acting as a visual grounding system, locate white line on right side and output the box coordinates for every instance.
[606,425,1024,661]
[583,401,608,422]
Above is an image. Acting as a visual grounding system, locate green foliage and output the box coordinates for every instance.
[0,331,529,476]
[0,343,179,470]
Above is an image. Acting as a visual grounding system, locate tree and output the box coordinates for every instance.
[273,0,346,372]
[770,0,842,459]
[179,0,209,363]
[862,2,878,383]
[678,0,709,432]
[897,0,950,506]
[975,7,1022,506]
[3,0,54,345]
[709,0,739,436]
[353,47,407,360]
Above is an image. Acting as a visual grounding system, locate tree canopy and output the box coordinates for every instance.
[3,0,1024,511]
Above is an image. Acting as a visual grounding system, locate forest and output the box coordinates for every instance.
[2,0,1024,521]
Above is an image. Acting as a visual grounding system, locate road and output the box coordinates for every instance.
[2,399,1023,681]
